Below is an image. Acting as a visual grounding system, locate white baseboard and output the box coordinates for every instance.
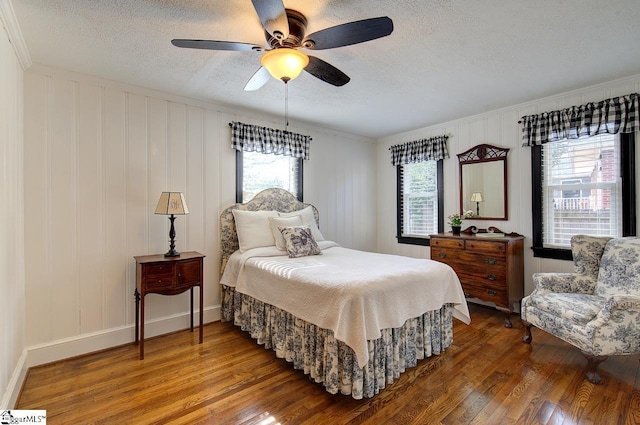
[1,348,28,409]
[3,305,220,407]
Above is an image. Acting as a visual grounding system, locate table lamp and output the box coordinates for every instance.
[471,192,484,216]
[155,192,189,257]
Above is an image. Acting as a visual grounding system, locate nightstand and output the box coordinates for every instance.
[134,251,205,359]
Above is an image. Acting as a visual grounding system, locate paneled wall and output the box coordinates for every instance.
[0,16,25,407]
[376,74,640,297]
[23,65,375,363]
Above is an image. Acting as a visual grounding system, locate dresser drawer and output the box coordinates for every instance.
[458,269,507,289]
[431,247,463,263]
[457,251,506,270]
[430,238,465,249]
[433,246,508,281]
[176,259,201,287]
[144,276,174,290]
[144,263,175,277]
[465,240,507,256]
[461,281,508,306]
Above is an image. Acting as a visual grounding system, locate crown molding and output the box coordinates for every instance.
[0,0,32,69]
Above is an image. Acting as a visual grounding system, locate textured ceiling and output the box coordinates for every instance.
[12,0,640,138]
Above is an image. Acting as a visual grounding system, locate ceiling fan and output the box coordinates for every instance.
[171,0,393,91]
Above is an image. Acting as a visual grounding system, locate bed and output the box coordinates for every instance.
[219,188,470,399]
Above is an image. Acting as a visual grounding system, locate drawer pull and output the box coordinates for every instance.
[486,258,497,265]
[177,273,182,277]
[439,253,447,259]
[487,274,497,281]
[487,289,497,296]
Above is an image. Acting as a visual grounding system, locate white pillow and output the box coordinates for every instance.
[232,209,279,252]
[268,215,303,250]
[279,206,325,241]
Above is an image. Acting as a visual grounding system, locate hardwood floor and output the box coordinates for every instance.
[17,304,640,424]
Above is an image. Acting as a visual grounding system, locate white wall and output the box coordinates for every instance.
[22,65,376,365]
[0,4,26,408]
[376,74,640,297]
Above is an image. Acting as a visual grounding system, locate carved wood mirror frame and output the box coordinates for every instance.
[457,144,509,220]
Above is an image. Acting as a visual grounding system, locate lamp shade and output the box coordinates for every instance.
[260,48,309,82]
[470,192,484,202]
[155,192,189,215]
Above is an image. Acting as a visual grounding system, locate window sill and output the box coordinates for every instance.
[531,246,572,261]
[397,236,431,246]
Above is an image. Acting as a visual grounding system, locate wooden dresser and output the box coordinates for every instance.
[430,232,524,327]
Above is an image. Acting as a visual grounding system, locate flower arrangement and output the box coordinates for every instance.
[448,210,476,226]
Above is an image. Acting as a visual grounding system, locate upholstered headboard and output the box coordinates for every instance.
[219,188,319,274]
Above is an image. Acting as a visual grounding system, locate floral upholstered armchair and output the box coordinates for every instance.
[521,235,640,384]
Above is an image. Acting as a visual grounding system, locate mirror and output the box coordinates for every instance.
[458,144,509,220]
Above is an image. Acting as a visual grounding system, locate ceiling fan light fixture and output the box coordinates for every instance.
[260,48,309,82]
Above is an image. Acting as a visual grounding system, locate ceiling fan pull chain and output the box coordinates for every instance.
[284,80,289,132]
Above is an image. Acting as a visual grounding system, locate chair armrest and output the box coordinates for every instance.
[531,272,577,294]
[603,295,640,312]
[585,295,640,356]
[588,295,640,329]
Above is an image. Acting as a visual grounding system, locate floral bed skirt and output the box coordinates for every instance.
[220,284,455,399]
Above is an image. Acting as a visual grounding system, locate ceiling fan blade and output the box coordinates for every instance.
[171,39,262,51]
[303,17,393,50]
[244,67,271,91]
[251,0,289,40]
[304,56,350,87]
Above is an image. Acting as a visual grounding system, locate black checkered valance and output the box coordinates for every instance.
[389,135,449,166]
[230,121,310,160]
[520,93,639,146]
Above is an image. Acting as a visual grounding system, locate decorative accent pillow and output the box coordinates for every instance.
[232,209,279,252]
[278,226,323,258]
[279,206,325,242]
[268,215,303,250]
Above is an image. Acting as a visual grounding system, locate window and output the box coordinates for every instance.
[396,160,444,245]
[236,150,303,203]
[230,121,309,203]
[531,132,635,259]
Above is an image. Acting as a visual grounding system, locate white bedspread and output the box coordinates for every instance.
[220,241,471,367]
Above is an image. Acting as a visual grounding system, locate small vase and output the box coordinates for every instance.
[451,226,461,235]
